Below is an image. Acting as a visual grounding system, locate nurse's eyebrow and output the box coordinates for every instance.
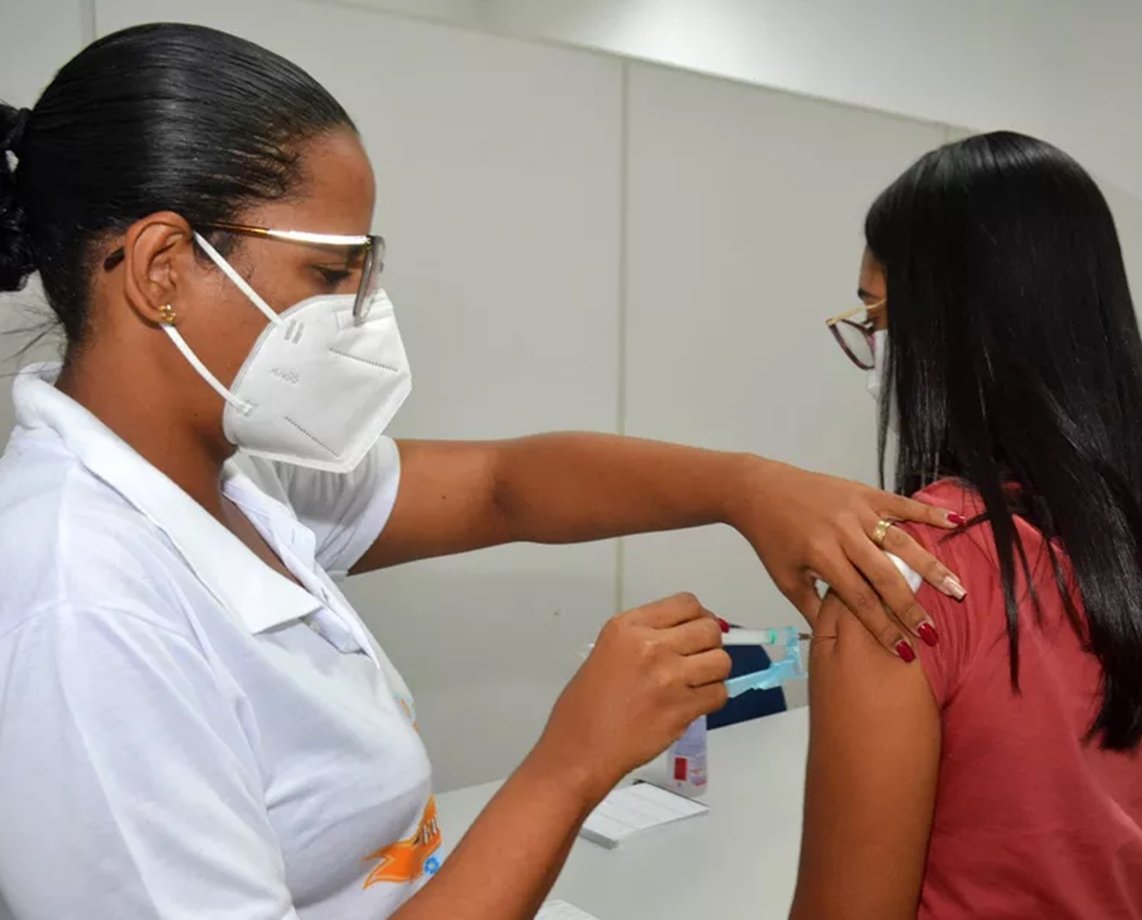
[331,245,368,268]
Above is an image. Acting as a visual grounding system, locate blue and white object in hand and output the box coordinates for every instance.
[722,626,808,699]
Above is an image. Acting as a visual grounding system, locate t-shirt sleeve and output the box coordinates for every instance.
[262,436,402,577]
[898,516,998,708]
[0,604,300,920]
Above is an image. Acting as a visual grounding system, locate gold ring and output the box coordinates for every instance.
[872,519,895,549]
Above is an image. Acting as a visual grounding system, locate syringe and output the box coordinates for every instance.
[722,626,810,646]
[579,625,812,698]
[722,626,809,699]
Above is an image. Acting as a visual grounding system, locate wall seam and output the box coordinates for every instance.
[614,60,631,614]
[80,0,97,43]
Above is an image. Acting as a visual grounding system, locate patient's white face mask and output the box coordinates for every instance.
[866,328,898,433]
[865,329,888,403]
[161,233,412,474]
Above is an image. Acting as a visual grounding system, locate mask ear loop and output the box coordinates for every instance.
[161,324,252,414]
[154,231,285,416]
[193,232,284,326]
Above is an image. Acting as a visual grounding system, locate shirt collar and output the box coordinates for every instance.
[14,363,323,632]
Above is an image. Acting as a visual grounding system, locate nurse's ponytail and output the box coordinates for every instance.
[0,23,354,343]
[0,103,34,293]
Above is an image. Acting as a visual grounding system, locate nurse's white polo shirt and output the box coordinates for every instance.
[0,364,438,920]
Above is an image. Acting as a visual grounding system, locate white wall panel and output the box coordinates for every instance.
[620,65,948,707]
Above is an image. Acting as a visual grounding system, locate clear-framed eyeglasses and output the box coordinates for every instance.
[103,221,387,321]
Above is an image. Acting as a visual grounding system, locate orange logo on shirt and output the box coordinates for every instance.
[362,797,442,888]
[398,697,420,732]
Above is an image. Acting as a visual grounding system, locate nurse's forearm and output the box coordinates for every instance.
[354,434,963,660]
[488,432,751,544]
[355,433,750,571]
[391,745,595,920]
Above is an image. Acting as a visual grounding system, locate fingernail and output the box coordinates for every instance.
[942,575,967,600]
[917,622,939,647]
[895,640,916,663]
[947,512,968,526]
[716,617,731,634]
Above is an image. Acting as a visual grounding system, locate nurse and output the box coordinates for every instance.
[0,23,963,920]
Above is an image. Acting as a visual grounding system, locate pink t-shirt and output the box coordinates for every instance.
[903,480,1142,918]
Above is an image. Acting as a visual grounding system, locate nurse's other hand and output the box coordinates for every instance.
[534,592,731,805]
[733,457,966,658]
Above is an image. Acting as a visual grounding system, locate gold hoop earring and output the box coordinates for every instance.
[158,304,177,325]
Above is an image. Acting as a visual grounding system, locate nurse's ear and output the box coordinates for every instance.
[118,211,197,327]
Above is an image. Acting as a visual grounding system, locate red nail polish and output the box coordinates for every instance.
[895,640,916,662]
[917,622,939,647]
[716,617,731,634]
[947,512,968,526]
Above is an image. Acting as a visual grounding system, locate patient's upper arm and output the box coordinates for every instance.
[790,594,941,920]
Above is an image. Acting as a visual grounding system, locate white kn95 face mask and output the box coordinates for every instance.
[160,232,412,473]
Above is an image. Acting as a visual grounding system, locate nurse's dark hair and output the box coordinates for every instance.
[0,22,353,342]
[867,130,1142,750]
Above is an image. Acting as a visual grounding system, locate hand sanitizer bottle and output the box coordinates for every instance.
[667,715,707,797]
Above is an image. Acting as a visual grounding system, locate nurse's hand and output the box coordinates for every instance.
[398,593,728,919]
[734,458,966,658]
[535,592,731,804]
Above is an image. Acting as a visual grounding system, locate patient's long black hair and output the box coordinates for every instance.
[866,131,1142,750]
